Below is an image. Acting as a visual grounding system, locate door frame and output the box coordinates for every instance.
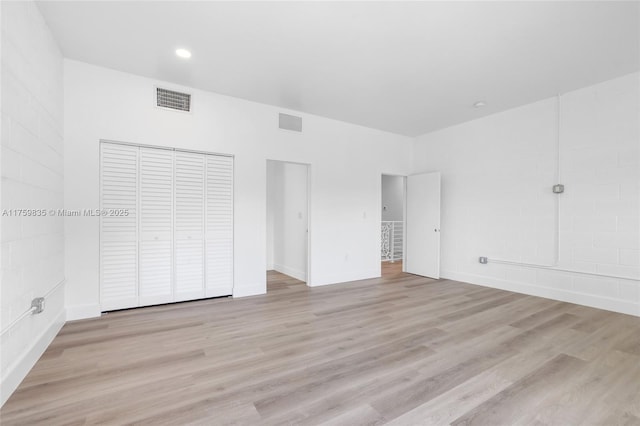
[380,173,408,274]
[266,159,312,286]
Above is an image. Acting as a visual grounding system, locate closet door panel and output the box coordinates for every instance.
[100,143,139,311]
[205,155,234,297]
[139,147,174,306]
[174,151,205,301]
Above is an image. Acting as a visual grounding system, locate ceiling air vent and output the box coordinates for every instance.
[279,113,302,132]
[156,87,191,112]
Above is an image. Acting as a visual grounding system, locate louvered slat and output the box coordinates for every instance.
[100,143,139,310]
[139,147,174,306]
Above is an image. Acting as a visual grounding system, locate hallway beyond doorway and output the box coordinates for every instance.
[382,260,403,278]
[267,270,305,292]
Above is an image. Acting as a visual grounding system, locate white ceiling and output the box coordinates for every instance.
[37,1,639,137]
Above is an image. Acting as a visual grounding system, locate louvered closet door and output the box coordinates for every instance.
[100,143,139,310]
[174,151,206,301]
[205,155,233,297]
[139,147,174,306]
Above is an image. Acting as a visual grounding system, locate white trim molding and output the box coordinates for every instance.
[1,310,65,407]
[442,270,639,317]
[65,304,102,321]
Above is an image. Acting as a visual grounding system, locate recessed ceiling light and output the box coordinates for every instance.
[175,48,192,59]
[473,101,487,108]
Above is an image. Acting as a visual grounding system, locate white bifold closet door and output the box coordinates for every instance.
[174,151,206,302]
[139,147,174,306]
[99,142,233,311]
[205,155,233,297]
[100,143,139,311]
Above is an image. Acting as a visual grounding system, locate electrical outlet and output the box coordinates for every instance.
[31,297,45,314]
[479,257,488,264]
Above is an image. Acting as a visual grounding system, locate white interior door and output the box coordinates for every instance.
[405,171,441,279]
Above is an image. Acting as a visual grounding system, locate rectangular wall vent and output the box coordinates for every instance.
[279,113,302,132]
[157,87,191,112]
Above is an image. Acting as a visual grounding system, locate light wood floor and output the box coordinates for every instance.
[2,271,639,425]
[382,260,403,277]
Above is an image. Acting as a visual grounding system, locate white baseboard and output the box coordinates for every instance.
[233,282,266,298]
[65,303,102,321]
[442,270,640,317]
[1,309,65,407]
[273,264,306,282]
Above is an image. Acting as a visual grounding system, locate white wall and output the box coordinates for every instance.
[413,72,640,316]
[382,174,404,221]
[64,60,412,319]
[1,1,65,405]
[267,161,308,281]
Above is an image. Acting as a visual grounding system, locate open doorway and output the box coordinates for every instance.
[266,160,310,292]
[381,174,406,277]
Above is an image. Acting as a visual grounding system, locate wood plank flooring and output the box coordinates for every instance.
[1,270,639,425]
[381,260,403,277]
